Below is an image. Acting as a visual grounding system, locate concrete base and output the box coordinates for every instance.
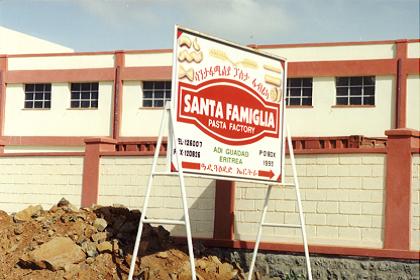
[206,247,420,280]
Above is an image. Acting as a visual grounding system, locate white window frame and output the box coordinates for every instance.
[286,78,313,106]
[24,83,51,109]
[142,81,171,108]
[70,82,99,109]
[335,76,375,106]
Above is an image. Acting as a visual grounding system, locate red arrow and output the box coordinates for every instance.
[258,169,275,179]
[182,161,201,170]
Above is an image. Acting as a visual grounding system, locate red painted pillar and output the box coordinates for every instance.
[0,55,7,137]
[395,40,408,129]
[213,180,235,240]
[81,138,117,207]
[112,51,125,140]
[384,128,419,250]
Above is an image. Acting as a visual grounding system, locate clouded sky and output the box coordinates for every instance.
[0,0,419,52]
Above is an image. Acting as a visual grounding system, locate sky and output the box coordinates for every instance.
[0,0,419,52]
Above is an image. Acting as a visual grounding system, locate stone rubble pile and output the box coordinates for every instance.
[0,198,244,280]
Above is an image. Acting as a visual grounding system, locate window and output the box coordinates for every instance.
[24,83,51,109]
[286,78,313,106]
[71,82,99,108]
[142,81,171,108]
[336,76,375,105]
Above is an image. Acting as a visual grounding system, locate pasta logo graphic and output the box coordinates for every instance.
[177,78,280,145]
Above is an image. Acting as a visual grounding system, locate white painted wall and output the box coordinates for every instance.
[407,42,420,58]
[282,76,395,137]
[4,82,113,136]
[235,154,386,248]
[8,54,115,70]
[407,75,420,130]
[120,81,168,137]
[125,52,172,67]
[0,26,73,55]
[120,76,395,138]
[97,153,386,247]
[264,43,395,62]
[2,42,412,139]
[124,44,396,66]
[0,156,83,213]
[98,156,215,238]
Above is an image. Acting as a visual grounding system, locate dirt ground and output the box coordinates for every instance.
[0,199,245,280]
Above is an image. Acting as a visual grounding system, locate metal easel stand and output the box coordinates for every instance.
[128,103,197,280]
[247,125,313,280]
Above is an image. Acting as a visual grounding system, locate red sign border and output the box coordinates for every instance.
[177,78,280,146]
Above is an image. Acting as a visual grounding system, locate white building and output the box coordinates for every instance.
[0,26,73,55]
[0,28,418,153]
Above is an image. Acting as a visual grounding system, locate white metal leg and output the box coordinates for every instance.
[128,106,168,280]
[247,124,312,280]
[287,125,313,280]
[128,104,196,280]
[168,109,197,280]
[247,185,273,280]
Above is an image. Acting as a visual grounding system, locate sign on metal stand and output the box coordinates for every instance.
[128,25,312,280]
[171,27,285,182]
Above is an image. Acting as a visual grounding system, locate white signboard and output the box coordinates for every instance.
[171,26,286,183]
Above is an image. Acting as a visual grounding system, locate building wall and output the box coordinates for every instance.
[0,156,83,213]
[125,52,172,67]
[4,82,113,136]
[412,154,420,251]
[120,81,169,137]
[286,76,395,137]
[406,42,420,131]
[97,153,387,248]
[97,156,215,238]
[407,75,420,130]
[263,43,395,62]
[2,40,418,139]
[235,154,386,248]
[0,138,416,258]
[407,42,420,58]
[0,26,74,55]
[121,76,395,137]
[7,54,114,70]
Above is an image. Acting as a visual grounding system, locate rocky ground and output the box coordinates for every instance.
[0,199,245,280]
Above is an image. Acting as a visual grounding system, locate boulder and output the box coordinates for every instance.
[93,218,108,232]
[57,197,70,207]
[96,241,112,253]
[81,241,97,258]
[91,232,107,243]
[22,237,85,271]
[14,205,43,222]
[0,210,12,228]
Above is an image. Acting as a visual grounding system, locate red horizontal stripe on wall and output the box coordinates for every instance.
[288,59,396,77]
[406,58,420,74]
[121,66,172,80]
